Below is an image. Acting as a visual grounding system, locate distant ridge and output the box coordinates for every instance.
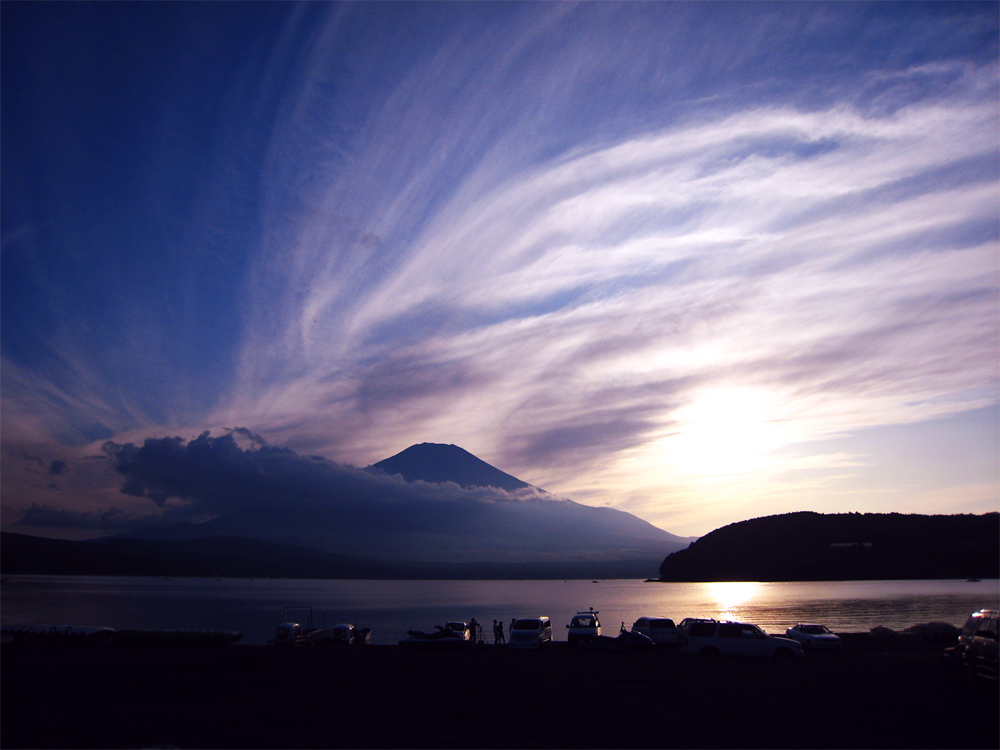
[370,443,533,492]
[0,532,666,580]
[658,511,1000,582]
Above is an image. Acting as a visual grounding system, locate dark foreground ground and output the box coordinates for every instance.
[2,636,996,749]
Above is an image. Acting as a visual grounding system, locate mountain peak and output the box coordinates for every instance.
[370,443,533,492]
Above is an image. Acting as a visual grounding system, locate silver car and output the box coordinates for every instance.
[784,623,842,651]
[682,620,805,663]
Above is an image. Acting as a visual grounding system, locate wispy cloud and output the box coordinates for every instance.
[2,3,996,537]
[224,88,997,527]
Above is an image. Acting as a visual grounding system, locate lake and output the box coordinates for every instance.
[2,575,997,645]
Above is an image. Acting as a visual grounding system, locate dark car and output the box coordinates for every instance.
[962,610,998,685]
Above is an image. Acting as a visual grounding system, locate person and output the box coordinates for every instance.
[492,620,499,645]
[469,617,480,644]
[497,620,505,645]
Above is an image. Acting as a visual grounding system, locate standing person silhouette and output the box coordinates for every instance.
[497,620,505,645]
[492,620,499,645]
[469,617,480,644]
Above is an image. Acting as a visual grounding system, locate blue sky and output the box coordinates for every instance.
[2,1,998,539]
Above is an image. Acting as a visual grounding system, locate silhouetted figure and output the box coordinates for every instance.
[493,620,499,645]
[497,620,505,644]
[469,617,480,644]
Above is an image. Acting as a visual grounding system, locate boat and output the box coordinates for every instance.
[578,623,656,653]
[330,623,371,646]
[268,607,331,646]
[399,622,472,648]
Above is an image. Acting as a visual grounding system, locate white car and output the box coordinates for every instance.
[566,609,601,646]
[784,623,842,651]
[509,617,553,649]
[681,620,805,663]
[631,617,681,646]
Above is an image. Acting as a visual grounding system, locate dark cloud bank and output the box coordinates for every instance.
[91,432,689,564]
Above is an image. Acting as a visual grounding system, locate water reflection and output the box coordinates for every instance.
[2,576,997,644]
[707,581,759,615]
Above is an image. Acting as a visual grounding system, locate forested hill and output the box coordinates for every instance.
[658,512,999,582]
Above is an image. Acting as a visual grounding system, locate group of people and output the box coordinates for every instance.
[467,617,515,645]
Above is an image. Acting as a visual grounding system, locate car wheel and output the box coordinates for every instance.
[773,648,794,665]
[699,647,720,658]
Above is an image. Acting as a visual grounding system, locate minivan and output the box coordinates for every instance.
[508,617,553,649]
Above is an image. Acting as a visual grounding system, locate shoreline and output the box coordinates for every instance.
[2,636,996,749]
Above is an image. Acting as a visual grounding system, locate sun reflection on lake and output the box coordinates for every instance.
[708,581,760,617]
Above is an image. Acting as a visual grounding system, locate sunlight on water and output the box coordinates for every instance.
[2,576,997,645]
[707,581,759,615]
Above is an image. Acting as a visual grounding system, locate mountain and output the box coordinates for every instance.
[657,511,999,582]
[370,443,533,491]
[86,441,694,578]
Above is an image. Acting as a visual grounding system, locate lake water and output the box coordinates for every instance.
[2,575,997,645]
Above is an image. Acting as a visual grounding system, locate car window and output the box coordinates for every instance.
[651,620,675,629]
[961,616,980,637]
[689,623,715,637]
[513,620,541,631]
[718,624,742,638]
[975,618,999,640]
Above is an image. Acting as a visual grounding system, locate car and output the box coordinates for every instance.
[508,617,553,649]
[631,617,682,646]
[676,617,717,639]
[566,609,601,646]
[784,623,843,651]
[958,609,999,685]
[681,620,805,663]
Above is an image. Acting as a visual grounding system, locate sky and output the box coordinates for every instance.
[2,1,998,541]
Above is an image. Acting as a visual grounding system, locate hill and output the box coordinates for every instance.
[657,511,999,582]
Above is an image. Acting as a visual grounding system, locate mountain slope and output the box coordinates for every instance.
[370,443,534,491]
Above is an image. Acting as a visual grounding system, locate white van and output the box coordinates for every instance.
[566,609,601,646]
[508,617,553,649]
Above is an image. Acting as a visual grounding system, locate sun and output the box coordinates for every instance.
[669,387,788,478]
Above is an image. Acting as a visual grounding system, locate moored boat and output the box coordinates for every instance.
[399,622,472,648]
[268,607,331,646]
